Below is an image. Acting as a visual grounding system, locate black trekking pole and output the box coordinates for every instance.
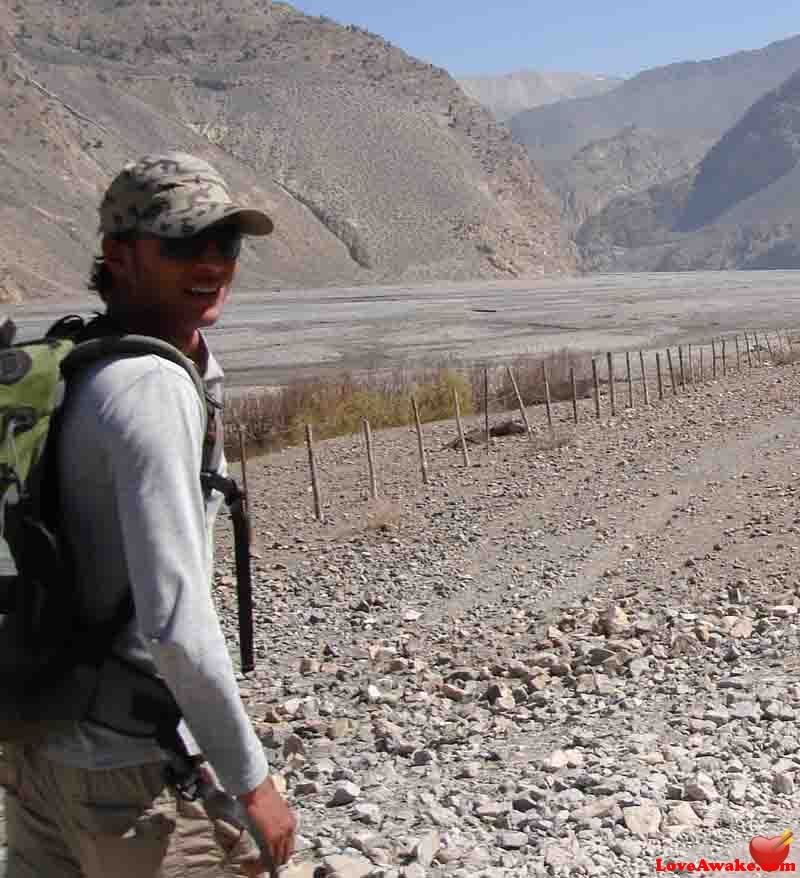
[229,489,255,674]
[201,472,255,673]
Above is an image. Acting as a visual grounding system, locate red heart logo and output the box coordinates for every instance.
[750,835,791,871]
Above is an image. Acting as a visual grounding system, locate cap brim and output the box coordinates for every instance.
[221,207,274,236]
[197,206,274,236]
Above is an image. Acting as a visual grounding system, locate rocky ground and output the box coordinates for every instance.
[5,356,800,876]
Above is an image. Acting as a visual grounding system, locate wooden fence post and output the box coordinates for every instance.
[411,396,429,485]
[656,351,664,401]
[362,418,378,500]
[607,351,616,417]
[756,334,763,365]
[711,339,717,378]
[305,424,324,522]
[745,332,752,368]
[639,351,650,406]
[699,345,704,383]
[678,345,686,391]
[626,351,633,408]
[722,338,727,376]
[483,367,491,448]
[453,388,471,467]
[542,361,553,430]
[666,348,677,395]
[570,365,579,424]
[688,344,694,388]
[592,357,601,420]
[506,366,533,437]
[735,335,741,371]
[764,331,773,360]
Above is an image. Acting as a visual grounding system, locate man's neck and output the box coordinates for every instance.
[104,309,204,369]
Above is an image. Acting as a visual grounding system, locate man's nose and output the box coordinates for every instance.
[194,240,230,266]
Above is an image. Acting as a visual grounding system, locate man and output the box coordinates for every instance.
[2,153,296,876]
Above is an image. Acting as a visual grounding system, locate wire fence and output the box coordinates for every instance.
[225,328,799,521]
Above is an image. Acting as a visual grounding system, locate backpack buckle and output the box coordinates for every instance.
[163,754,204,802]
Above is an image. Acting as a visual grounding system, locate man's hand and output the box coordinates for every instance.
[238,775,297,874]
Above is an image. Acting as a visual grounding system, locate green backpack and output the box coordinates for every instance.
[0,315,253,744]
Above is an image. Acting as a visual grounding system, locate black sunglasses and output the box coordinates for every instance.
[147,224,243,263]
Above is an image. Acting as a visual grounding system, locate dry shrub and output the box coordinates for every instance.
[225,364,474,459]
[498,349,593,407]
[413,368,473,421]
[771,344,800,366]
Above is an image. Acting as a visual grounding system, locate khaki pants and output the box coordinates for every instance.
[1,744,261,877]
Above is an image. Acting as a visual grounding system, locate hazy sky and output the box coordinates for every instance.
[293,1,798,78]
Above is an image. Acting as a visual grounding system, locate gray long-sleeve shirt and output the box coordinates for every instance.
[42,345,269,796]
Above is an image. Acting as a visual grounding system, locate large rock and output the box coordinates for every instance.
[623,804,662,836]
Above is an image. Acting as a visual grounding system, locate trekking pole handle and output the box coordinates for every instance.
[195,775,279,878]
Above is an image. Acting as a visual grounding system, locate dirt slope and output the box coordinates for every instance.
[0,0,574,301]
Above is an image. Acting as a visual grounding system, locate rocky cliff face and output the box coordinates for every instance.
[542,126,711,233]
[678,69,800,231]
[0,0,574,300]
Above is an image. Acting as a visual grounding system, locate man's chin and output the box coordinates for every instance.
[196,291,229,326]
[197,305,224,327]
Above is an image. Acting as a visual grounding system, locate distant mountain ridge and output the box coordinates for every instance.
[488,33,800,273]
[457,70,622,121]
[0,0,574,301]
[510,34,800,162]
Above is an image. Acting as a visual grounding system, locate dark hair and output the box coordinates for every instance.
[87,232,136,303]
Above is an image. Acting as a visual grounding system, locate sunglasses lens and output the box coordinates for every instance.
[159,226,242,262]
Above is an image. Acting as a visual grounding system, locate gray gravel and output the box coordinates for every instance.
[5,357,800,876]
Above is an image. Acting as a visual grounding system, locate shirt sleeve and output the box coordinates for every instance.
[100,358,269,796]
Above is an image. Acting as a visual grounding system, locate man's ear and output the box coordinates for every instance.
[102,236,131,279]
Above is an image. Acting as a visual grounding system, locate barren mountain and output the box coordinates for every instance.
[457,70,621,121]
[0,0,574,301]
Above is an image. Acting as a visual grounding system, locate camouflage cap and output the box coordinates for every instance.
[99,152,274,238]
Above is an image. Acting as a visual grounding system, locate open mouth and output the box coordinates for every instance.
[187,286,221,297]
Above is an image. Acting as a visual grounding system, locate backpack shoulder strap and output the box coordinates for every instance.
[61,333,221,484]
[61,335,206,407]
